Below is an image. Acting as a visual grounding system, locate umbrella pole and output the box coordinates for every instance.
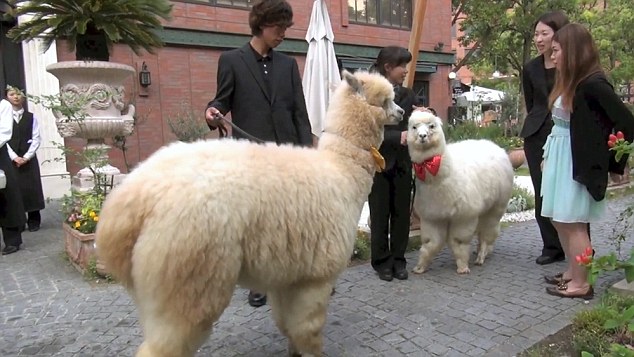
[404,0,428,89]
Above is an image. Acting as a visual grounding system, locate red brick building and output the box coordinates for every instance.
[55,0,454,173]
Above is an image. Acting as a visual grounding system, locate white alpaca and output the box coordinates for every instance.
[407,111,514,274]
[95,71,403,357]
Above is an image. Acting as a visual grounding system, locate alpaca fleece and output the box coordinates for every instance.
[95,70,403,357]
[408,111,514,275]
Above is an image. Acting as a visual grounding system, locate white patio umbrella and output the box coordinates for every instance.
[303,0,341,138]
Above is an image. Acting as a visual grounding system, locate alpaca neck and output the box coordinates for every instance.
[318,132,377,174]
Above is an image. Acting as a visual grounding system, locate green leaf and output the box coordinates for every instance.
[623,305,634,321]
[581,351,595,357]
[625,266,634,283]
[604,319,621,330]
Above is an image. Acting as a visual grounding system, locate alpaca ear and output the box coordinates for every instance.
[343,70,364,96]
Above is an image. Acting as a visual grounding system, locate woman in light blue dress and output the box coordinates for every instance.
[541,97,606,223]
[540,24,634,299]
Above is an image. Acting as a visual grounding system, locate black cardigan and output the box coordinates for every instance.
[570,73,634,201]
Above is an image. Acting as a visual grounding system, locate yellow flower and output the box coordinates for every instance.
[74,221,81,228]
[93,216,99,222]
[89,211,96,218]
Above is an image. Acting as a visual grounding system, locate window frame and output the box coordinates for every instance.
[347,0,413,30]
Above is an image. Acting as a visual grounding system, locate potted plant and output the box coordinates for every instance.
[7,0,172,62]
[6,0,172,188]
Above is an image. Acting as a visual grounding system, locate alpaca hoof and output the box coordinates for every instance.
[456,267,470,274]
[412,265,426,274]
[474,257,485,266]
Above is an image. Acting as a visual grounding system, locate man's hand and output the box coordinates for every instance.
[400,131,408,145]
[205,107,223,129]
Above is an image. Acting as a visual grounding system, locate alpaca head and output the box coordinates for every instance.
[407,110,446,162]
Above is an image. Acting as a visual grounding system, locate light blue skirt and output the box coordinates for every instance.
[541,119,606,223]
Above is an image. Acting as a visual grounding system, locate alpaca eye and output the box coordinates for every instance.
[429,124,436,129]
[412,125,417,129]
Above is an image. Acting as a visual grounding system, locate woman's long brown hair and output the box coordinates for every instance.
[548,23,603,111]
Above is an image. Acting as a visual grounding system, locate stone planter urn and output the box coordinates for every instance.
[62,223,107,276]
[46,61,136,190]
[508,148,526,169]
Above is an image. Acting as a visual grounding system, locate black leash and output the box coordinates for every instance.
[208,113,267,144]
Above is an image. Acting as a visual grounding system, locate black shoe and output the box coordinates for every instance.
[536,254,565,265]
[331,288,336,296]
[248,291,267,307]
[28,223,40,232]
[393,262,408,280]
[378,268,393,281]
[1,245,19,255]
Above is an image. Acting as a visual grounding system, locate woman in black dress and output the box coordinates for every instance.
[368,46,418,281]
[0,94,25,255]
[520,11,569,265]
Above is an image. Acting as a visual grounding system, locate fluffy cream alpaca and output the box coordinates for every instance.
[95,70,403,357]
[407,111,514,274]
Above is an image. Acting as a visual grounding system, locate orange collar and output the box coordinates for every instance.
[370,146,385,172]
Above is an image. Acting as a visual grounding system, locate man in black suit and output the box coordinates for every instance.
[205,0,312,307]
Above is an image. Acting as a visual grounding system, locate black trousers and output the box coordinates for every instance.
[27,211,41,225]
[369,163,412,271]
[2,226,22,248]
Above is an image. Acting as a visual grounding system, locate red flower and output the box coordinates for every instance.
[584,246,593,257]
[616,131,625,140]
[608,140,616,148]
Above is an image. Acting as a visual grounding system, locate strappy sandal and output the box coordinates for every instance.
[544,272,572,285]
[546,283,594,300]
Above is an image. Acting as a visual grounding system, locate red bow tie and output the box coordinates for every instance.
[413,155,442,181]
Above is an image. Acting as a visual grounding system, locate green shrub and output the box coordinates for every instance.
[506,184,535,213]
[352,230,370,261]
[573,309,612,356]
[167,102,209,142]
[572,294,634,356]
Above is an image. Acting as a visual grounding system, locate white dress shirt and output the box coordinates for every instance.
[6,107,41,161]
[0,99,13,148]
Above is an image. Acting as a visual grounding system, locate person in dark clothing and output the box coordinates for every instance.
[0,94,26,255]
[520,11,570,265]
[6,85,45,232]
[368,46,417,281]
[204,0,312,307]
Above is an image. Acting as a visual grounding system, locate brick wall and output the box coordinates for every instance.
[58,0,452,174]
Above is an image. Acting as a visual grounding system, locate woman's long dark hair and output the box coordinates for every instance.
[548,23,603,111]
[369,46,412,77]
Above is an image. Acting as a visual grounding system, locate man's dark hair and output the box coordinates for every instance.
[249,0,294,36]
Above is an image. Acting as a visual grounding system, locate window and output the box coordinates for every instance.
[348,0,412,29]
[186,0,254,8]
[412,79,429,107]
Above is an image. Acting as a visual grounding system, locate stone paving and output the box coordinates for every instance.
[1,197,633,357]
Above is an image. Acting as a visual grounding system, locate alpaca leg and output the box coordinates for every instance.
[132,240,240,357]
[475,209,504,265]
[448,221,477,274]
[268,281,332,356]
[412,221,447,274]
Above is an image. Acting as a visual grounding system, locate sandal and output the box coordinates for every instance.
[544,272,572,285]
[546,283,594,300]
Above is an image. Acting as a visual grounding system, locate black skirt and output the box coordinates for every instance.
[0,144,26,228]
[15,154,45,212]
